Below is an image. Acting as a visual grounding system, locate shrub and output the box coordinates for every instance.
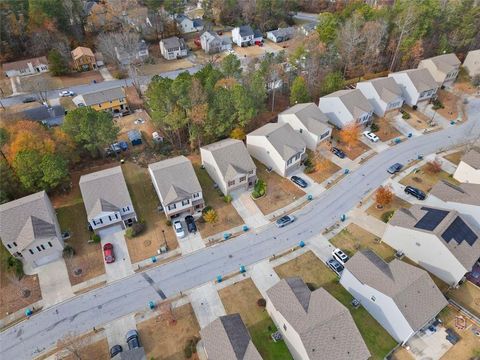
[7,255,24,278]
[432,99,444,110]
[125,227,135,238]
[375,185,393,207]
[183,337,200,359]
[425,160,442,173]
[370,123,379,132]
[381,210,395,223]
[126,222,146,238]
[203,209,218,224]
[202,205,213,214]
[257,298,267,307]
[223,194,233,203]
[303,157,315,173]
[112,69,127,79]
[402,112,411,120]
[91,234,101,243]
[62,244,75,259]
[252,179,266,198]
[165,220,172,226]
[306,282,316,291]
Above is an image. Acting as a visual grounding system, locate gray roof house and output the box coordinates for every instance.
[232,25,254,47]
[199,314,262,360]
[175,14,204,33]
[22,105,66,127]
[72,86,128,113]
[266,277,370,360]
[247,123,306,177]
[340,249,447,343]
[383,205,480,286]
[463,49,480,77]
[266,27,295,43]
[388,68,438,107]
[418,53,461,86]
[429,180,480,221]
[79,166,137,235]
[115,40,149,66]
[300,22,317,35]
[278,103,332,150]
[200,31,232,54]
[201,139,257,196]
[454,148,480,184]
[0,191,64,268]
[356,77,404,117]
[148,156,204,219]
[159,36,188,60]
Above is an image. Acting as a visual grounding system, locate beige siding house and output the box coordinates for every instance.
[0,191,64,268]
[200,139,256,196]
[463,49,480,77]
[454,149,480,184]
[418,53,461,86]
[266,277,370,360]
[356,77,404,117]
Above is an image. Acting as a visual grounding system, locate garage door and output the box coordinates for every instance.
[34,252,62,267]
[97,224,124,239]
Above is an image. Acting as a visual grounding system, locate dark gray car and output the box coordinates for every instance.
[387,163,403,174]
[125,330,140,350]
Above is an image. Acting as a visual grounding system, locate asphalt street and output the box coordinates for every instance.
[2,98,479,359]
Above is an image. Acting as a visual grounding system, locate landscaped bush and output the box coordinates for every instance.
[7,255,24,278]
[223,194,233,203]
[402,111,411,120]
[165,220,172,227]
[183,337,200,359]
[370,123,379,132]
[303,157,315,173]
[381,210,395,223]
[203,209,218,224]
[425,160,442,173]
[257,298,267,307]
[252,179,266,199]
[125,222,146,238]
[91,234,101,243]
[62,244,75,259]
[432,99,444,110]
[202,205,213,214]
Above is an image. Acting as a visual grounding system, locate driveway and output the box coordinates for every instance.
[308,233,336,262]
[188,283,226,328]
[250,260,280,297]
[360,137,389,153]
[101,230,134,283]
[37,259,74,308]
[291,170,326,196]
[178,230,205,254]
[104,314,137,350]
[393,114,423,137]
[231,191,269,229]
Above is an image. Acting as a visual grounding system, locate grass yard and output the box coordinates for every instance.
[253,161,305,215]
[62,338,109,360]
[137,58,195,76]
[366,195,412,222]
[274,251,398,359]
[436,90,460,121]
[372,116,402,142]
[57,203,105,286]
[399,163,458,193]
[444,150,464,165]
[402,107,436,130]
[59,97,76,111]
[137,303,200,360]
[447,281,480,318]
[122,162,178,263]
[57,71,103,88]
[305,151,341,184]
[331,129,371,160]
[219,278,292,360]
[329,224,396,262]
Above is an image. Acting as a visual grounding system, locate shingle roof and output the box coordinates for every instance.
[238,25,254,37]
[389,205,480,270]
[79,87,125,106]
[423,53,461,74]
[201,139,256,182]
[79,166,133,220]
[361,77,403,104]
[200,314,262,360]
[128,129,142,141]
[279,103,332,136]
[148,156,202,205]
[267,278,370,360]
[268,27,295,38]
[71,46,95,60]
[344,250,447,331]
[395,68,438,92]
[161,36,187,50]
[324,89,373,118]
[248,123,305,161]
[22,105,65,126]
[461,149,480,169]
[430,180,480,206]
[3,56,48,72]
[0,191,59,250]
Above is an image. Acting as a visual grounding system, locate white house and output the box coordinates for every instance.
[340,249,448,344]
[454,149,480,184]
[463,49,480,77]
[200,139,256,196]
[159,37,188,60]
[356,77,404,117]
[266,27,295,43]
[232,25,254,47]
[383,205,480,286]
[2,56,49,77]
[115,40,149,65]
[148,156,204,219]
[200,31,232,54]
[318,89,374,129]
[175,15,204,33]
[418,53,461,87]
[388,69,438,107]
[79,166,137,236]
[278,103,332,150]
[266,277,370,360]
[247,123,306,177]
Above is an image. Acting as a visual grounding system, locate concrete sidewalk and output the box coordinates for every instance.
[37,259,74,308]
[231,191,268,229]
[188,282,226,328]
[250,260,280,298]
[348,207,387,238]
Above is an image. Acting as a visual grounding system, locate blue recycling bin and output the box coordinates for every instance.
[223,233,231,240]
[394,138,401,144]
[25,308,33,317]
[307,194,313,201]
[148,301,155,310]
[340,214,346,222]
[240,265,246,273]
[450,120,455,125]
[418,155,424,160]
[344,169,350,175]
[242,225,249,232]
[151,256,157,263]
[408,133,412,138]
[299,240,305,248]
[216,275,223,283]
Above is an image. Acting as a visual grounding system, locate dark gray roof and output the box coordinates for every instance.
[161,36,187,51]
[394,68,438,92]
[113,347,146,360]
[79,87,125,106]
[344,250,448,331]
[302,22,317,32]
[22,105,65,126]
[324,89,373,118]
[461,149,480,169]
[268,27,295,38]
[422,53,461,74]
[193,18,204,27]
[361,77,403,103]
[238,25,254,37]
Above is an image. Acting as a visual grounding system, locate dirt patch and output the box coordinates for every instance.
[402,106,438,130]
[61,337,109,360]
[366,195,412,221]
[116,110,155,148]
[57,71,103,88]
[436,89,460,121]
[125,86,143,110]
[331,128,371,160]
[444,150,464,165]
[59,97,76,111]
[372,116,402,142]
[447,281,480,318]
[399,163,458,193]
[305,150,342,183]
[453,80,478,96]
[137,58,195,76]
[0,76,13,96]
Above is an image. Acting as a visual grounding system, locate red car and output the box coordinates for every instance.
[103,243,115,264]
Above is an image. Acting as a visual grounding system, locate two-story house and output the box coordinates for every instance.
[388,69,438,107]
[200,31,232,54]
[72,87,128,114]
[383,205,480,286]
[175,14,204,33]
[454,148,480,184]
[149,156,204,219]
[463,49,480,77]
[356,77,404,117]
[200,138,257,196]
[340,249,448,344]
[159,37,188,60]
[79,166,137,236]
[232,25,254,47]
[71,46,97,71]
[3,56,49,77]
[247,123,306,177]
[278,103,332,150]
[318,89,374,129]
[0,191,64,268]
[418,53,461,87]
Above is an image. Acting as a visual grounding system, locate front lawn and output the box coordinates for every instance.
[436,90,460,121]
[444,150,464,165]
[401,107,435,130]
[304,150,341,184]
[331,129,371,160]
[447,281,480,318]
[366,195,412,222]
[399,163,458,193]
[372,116,402,142]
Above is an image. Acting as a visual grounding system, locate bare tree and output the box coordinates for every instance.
[337,13,365,76]
[158,299,177,326]
[24,77,55,104]
[362,20,388,73]
[56,332,92,360]
[389,4,417,71]
[97,30,141,68]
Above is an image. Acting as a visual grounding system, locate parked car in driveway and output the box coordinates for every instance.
[290,175,308,188]
[275,215,295,228]
[59,90,75,97]
[327,258,344,275]
[331,147,346,159]
[387,163,403,174]
[173,220,185,238]
[118,141,129,151]
[185,215,197,233]
[404,185,426,200]
[363,131,379,142]
[332,248,349,265]
[125,330,141,350]
[109,345,122,358]
[103,243,115,264]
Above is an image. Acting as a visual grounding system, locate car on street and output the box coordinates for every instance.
[125,330,141,350]
[327,258,344,275]
[331,147,346,159]
[22,96,36,103]
[173,220,185,238]
[59,90,75,97]
[275,215,295,228]
[109,345,122,358]
[290,175,308,188]
[404,185,426,200]
[387,163,403,174]
[363,131,379,142]
[332,248,349,265]
[103,243,115,264]
[185,215,197,233]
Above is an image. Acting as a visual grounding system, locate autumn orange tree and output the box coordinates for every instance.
[339,122,361,150]
[375,185,394,208]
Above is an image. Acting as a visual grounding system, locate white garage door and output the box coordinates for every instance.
[98,224,124,239]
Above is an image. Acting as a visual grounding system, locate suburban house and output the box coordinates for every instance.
[148,156,204,219]
[418,53,461,87]
[2,56,49,77]
[0,191,64,268]
[266,277,370,360]
[79,166,137,235]
[199,314,262,360]
[463,49,480,77]
[429,180,480,221]
[277,103,332,150]
[22,104,65,127]
[383,205,480,286]
[454,148,480,184]
[232,25,255,47]
[115,40,149,66]
[300,22,317,36]
[253,29,263,44]
[356,77,404,117]
[388,68,438,107]
[73,87,128,113]
[318,89,374,129]
[159,37,188,60]
[246,123,306,177]
[175,14,204,33]
[71,46,97,71]
[200,31,232,54]
[200,139,257,196]
[266,27,295,43]
[340,249,448,343]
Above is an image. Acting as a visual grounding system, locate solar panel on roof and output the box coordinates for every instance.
[441,216,478,246]
[414,207,450,231]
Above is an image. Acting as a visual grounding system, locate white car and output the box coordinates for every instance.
[134,118,145,125]
[152,132,163,143]
[59,90,75,97]
[332,248,349,265]
[173,220,185,238]
[363,131,379,142]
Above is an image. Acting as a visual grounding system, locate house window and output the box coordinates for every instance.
[99,218,103,224]
[29,249,34,255]
[248,170,254,175]
[48,242,53,247]
[37,246,42,252]
[193,193,200,198]
[41,244,45,250]
[239,176,246,182]
[320,131,329,140]
[168,204,176,210]
[228,180,235,187]
[13,242,17,247]
[182,199,190,206]
[299,129,303,133]
[108,216,112,221]
[92,219,97,226]
[371,296,376,302]
[115,214,119,219]
[7,244,11,249]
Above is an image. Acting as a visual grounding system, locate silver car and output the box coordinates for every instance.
[275,215,295,228]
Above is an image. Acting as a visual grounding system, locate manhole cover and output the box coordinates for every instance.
[21,289,31,298]
[144,240,152,247]
[74,268,83,276]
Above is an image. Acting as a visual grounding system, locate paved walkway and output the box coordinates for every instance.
[37,259,74,308]
[308,233,335,262]
[101,230,134,283]
[10,77,20,95]
[231,191,269,229]
[250,260,280,297]
[188,282,226,328]
[178,231,205,254]
[104,313,137,349]
[99,67,114,81]
[360,136,389,153]
[348,207,387,238]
